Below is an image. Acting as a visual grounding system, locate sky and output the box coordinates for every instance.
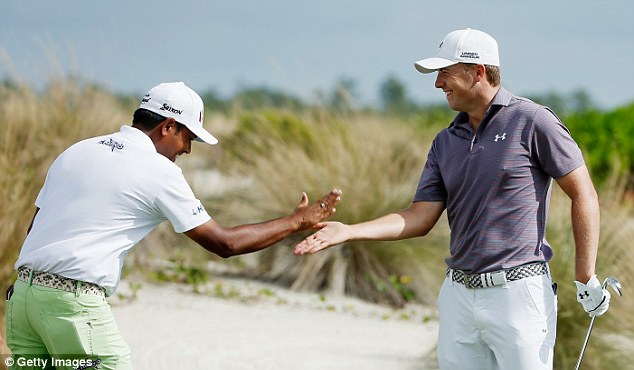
[2,1,633,110]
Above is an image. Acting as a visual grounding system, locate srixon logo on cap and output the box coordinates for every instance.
[160,103,183,115]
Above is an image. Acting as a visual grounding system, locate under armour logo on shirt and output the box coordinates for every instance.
[494,133,507,142]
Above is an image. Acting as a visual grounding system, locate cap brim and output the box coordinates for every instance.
[186,124,219,145]
[414,57,459,74]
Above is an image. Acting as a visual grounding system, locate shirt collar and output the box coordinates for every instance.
[119,125,157,153]
[447,87,513,137]
[490,87,512,107]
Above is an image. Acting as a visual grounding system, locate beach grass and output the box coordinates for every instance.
[1,79,632,369]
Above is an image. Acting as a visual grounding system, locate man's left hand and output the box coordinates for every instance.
[575,275,611,317]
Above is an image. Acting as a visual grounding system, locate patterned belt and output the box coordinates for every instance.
[447,262,549,289]
[17,266,105,297]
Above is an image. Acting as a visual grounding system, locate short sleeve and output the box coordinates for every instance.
[531,107,585,179]
[413,139,448,203]
[154,169,211,233]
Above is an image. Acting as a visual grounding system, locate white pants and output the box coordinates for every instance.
[437,274,557,370]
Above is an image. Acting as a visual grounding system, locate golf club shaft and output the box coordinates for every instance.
[574,279,610,370]
[574,315,597,370]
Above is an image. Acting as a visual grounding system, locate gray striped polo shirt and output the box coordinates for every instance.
[414,87,584,274]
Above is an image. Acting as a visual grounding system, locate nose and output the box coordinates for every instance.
[434,72,444,89]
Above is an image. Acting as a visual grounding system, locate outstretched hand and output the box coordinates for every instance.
[293,221,349,255]
[292,189,342,231]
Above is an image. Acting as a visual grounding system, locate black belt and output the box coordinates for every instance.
[447,262,549,289]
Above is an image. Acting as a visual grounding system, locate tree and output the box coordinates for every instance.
[327,77,357,114]
[379,75,407,113]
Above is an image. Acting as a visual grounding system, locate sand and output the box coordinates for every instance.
[110,278,439,370]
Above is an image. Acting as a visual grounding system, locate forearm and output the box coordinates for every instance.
[221,216,300,255]
[187,189,341,258]
[349,202,444,242]
[187,216,300,258]
[555,165,601,283]
[349,212,423,242]
[293,201,444,256]
[571,192,600,282]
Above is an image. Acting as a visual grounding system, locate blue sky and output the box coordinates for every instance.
[2,1,633,109]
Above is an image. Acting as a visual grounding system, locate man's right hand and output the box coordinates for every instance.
[186,189,342,258]
[293,221,350,255]
[292,189,342,231]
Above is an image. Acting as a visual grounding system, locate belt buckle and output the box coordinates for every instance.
[463,273,476,289]
[488,271,507,286]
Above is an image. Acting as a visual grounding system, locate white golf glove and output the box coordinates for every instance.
[575,275,611,317]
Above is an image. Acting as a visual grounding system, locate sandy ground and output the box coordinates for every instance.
[110,278,439,370]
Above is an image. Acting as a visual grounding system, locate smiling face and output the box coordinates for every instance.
[434,63,479,112]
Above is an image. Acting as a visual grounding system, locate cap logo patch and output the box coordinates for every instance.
[141,94,151,103]
[460,51,480,59]
[160,103,183,115]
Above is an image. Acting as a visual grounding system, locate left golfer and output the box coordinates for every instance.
[5,81,341,369]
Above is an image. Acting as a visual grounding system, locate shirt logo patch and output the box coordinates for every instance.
[192,203,206,215]
[99,138,124,152]
[494,133,507,142]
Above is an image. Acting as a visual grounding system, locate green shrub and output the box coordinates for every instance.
[565,103,634,186]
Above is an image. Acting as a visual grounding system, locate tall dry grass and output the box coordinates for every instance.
[547,175,634,369]
[211,109,445,306]
[1,80,632,369]
[0,79,127,348]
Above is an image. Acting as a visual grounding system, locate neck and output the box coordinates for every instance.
[467,85,500,131]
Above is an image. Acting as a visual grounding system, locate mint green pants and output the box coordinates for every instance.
[5,280,132,370]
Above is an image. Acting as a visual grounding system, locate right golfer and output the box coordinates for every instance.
[294,28,610,369]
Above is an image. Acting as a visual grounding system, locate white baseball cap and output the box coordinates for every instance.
[414,28,499,74]
[139,82,218,145]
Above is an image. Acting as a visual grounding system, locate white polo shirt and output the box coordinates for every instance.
[15,125,211,296]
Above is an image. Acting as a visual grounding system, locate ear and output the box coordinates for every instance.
[159,118,178,137]
[473,64,487,83]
